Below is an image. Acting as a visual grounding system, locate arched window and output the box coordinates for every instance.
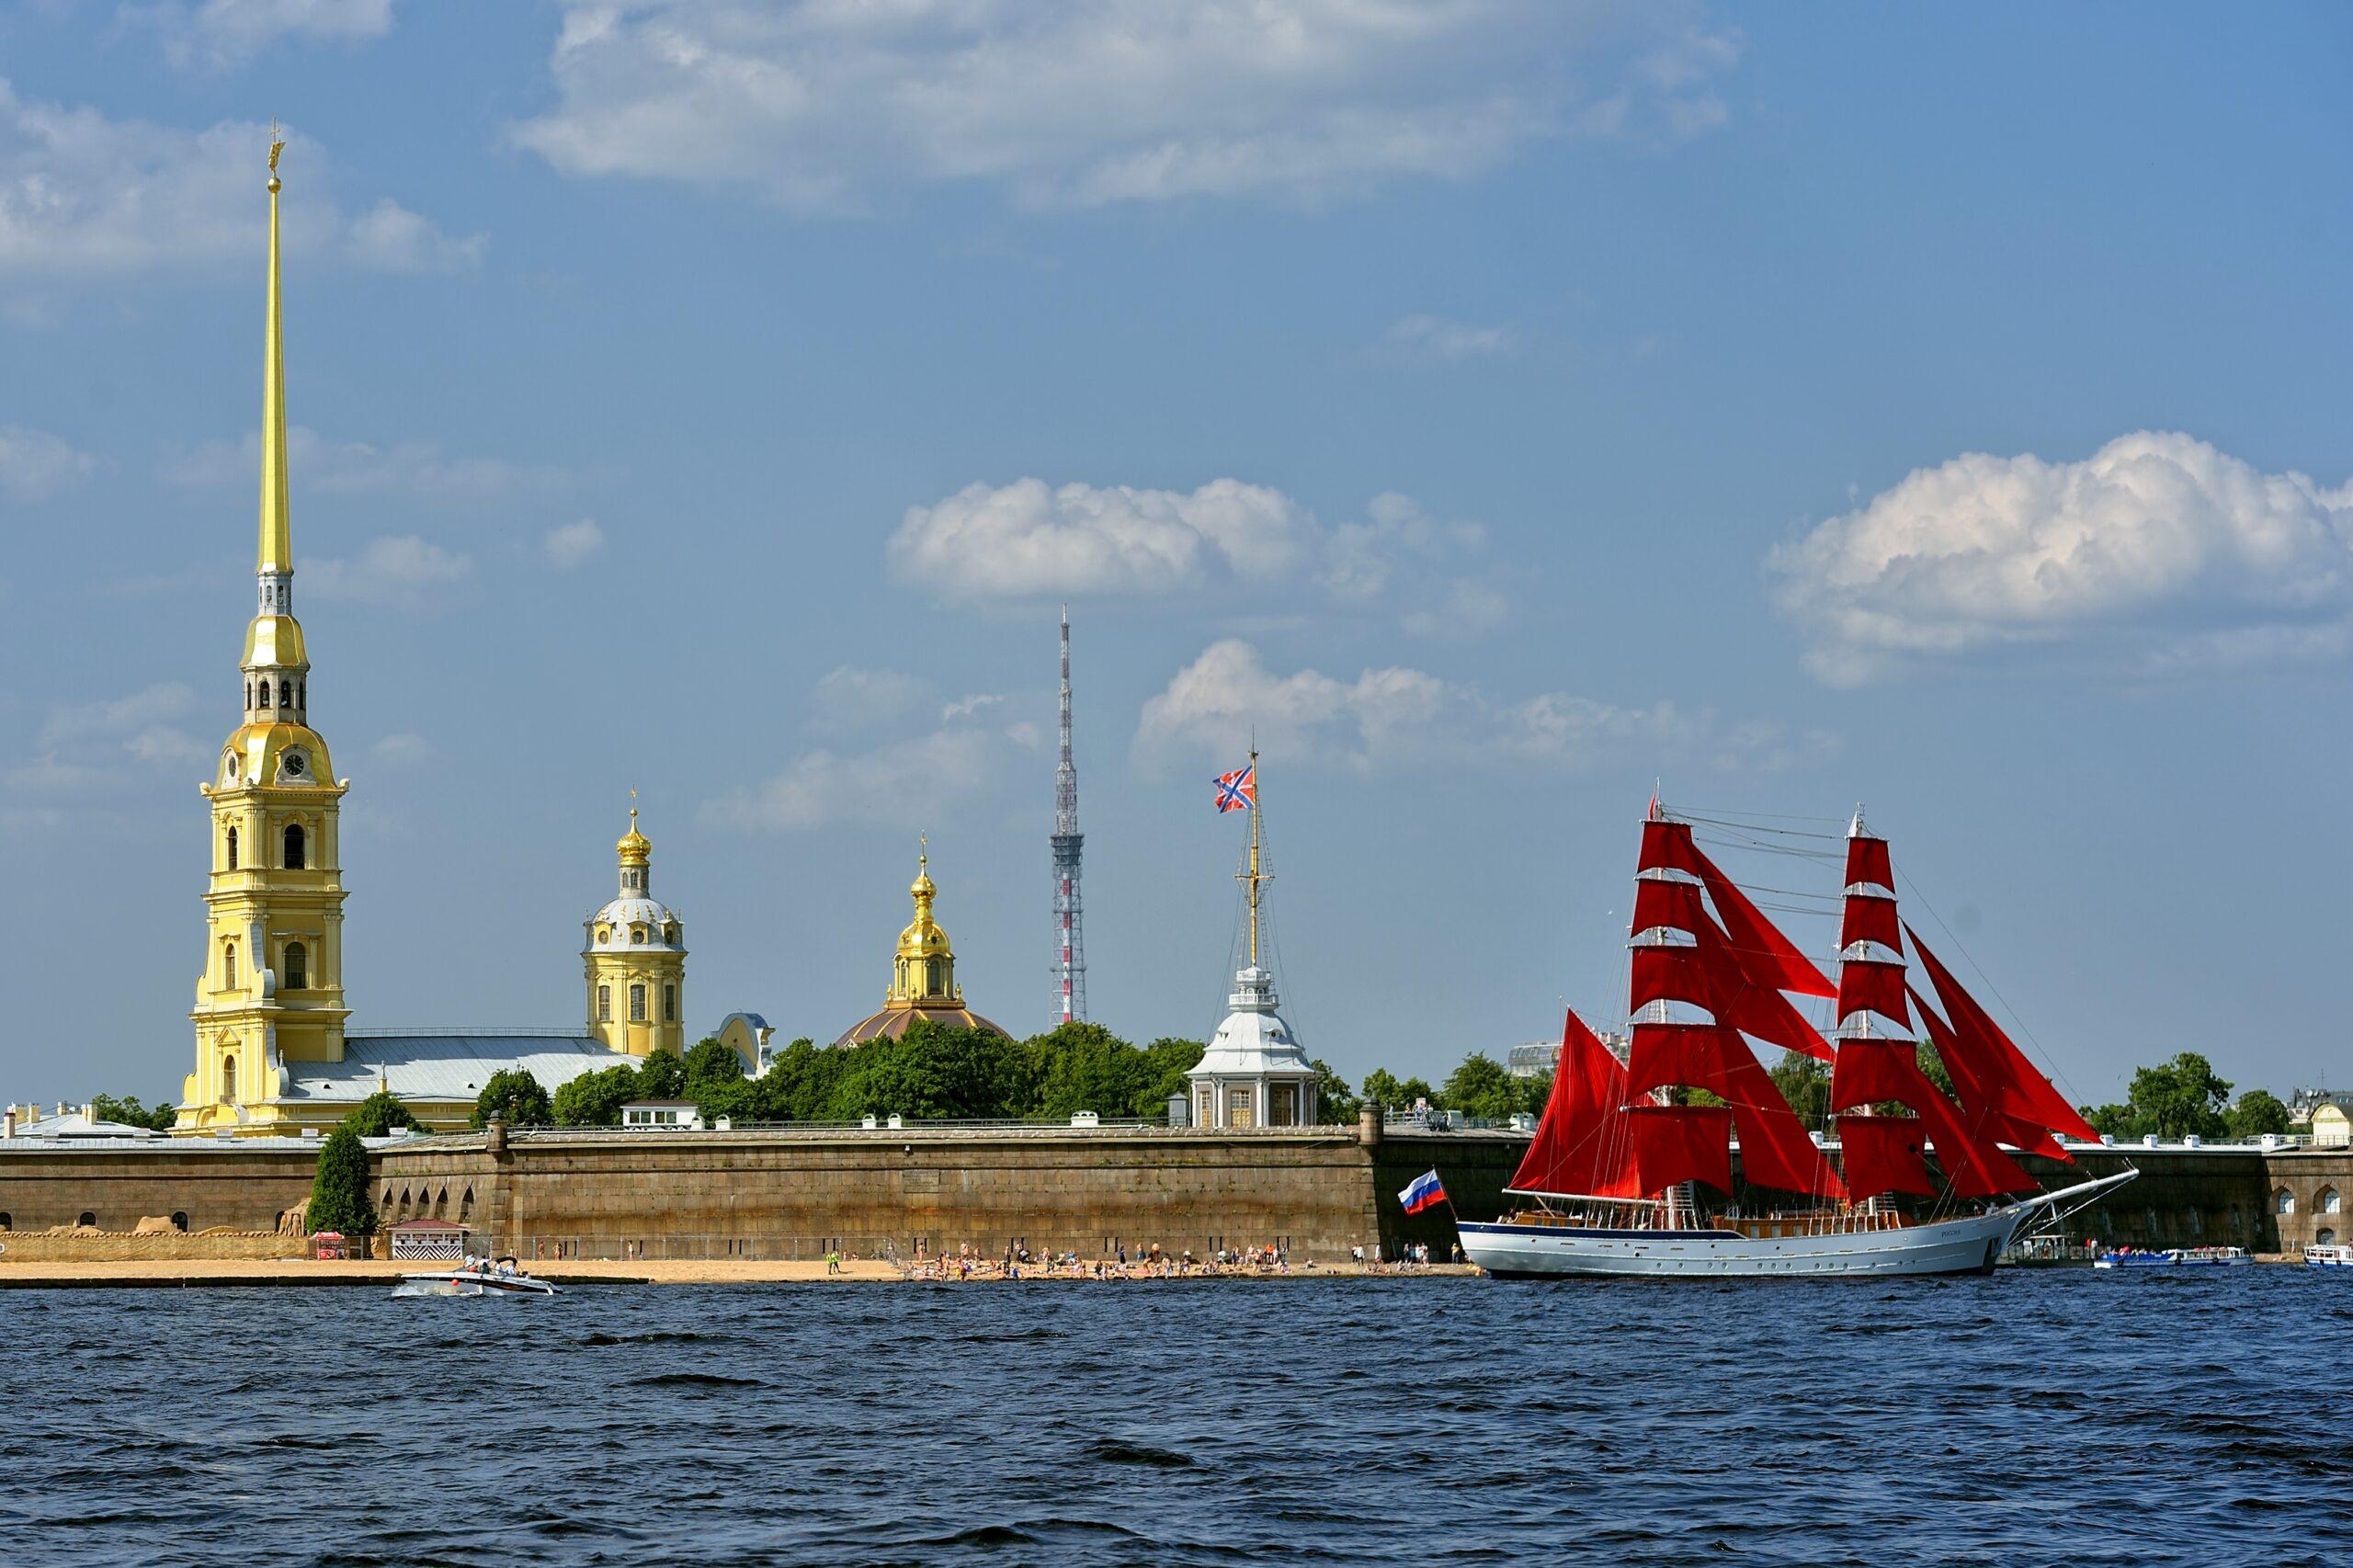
[283,824,305,869]
[664,983,677,1023]
[631,926,646,944]
[597,984,611,1022]
[222,1056,237,1102]
[2323,1187,2342,1215]
[77,1211,97,1228]
[170,1211,188,1232]
[226,826,239,870]
[2276,1187,2297,1216]
[460,1187,474,1222]
[258,679,272,708]
[630,983,646,1022]
[284,942,307,991]
[296,680,306,709]
[926,960,941,994]
[896,960,908,994]
[223,942,238,990]
[244,681,254,710]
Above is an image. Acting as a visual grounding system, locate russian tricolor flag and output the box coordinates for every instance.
[1398,1169,1447,1216]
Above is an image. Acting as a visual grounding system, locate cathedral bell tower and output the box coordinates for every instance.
[583,806,688,1057]
[179,132,352,1134]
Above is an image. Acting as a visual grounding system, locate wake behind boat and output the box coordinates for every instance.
[396,1257,559,1298]
[1460,802,2135,1280]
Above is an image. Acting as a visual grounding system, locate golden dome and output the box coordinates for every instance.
[617,806,652,867]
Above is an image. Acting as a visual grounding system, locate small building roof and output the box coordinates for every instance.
[387,1218,470,1232]
[280,1034,618,1107]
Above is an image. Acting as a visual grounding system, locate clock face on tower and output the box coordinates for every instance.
[278,748,308,781]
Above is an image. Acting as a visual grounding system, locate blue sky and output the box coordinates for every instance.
[4,2,2349,1108]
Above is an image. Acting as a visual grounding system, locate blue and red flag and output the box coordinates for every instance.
[1214,764,1256,813]
[1398,1169,1447,1216]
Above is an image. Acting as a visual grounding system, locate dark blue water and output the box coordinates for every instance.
[1,1272,2345,1564]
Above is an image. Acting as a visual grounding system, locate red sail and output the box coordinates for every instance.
[1836,1114,1937,1198]
[1629,944,1712,1013]
[1846,834,1893,892]
[1907,926,2101,1143]
[1508,1008,1643,1199]
[1829,1038,2036,1198]
[1630,876,1708,939]
[1911,985,2071,1162]
[1839,891,1901,954]
[1626,1023,1846,1199]
[1692,921,1835,1062]
[1836,957,1911,1029]
[1623,1104,1734,1195]
[1687,841,1837,998]
[1639,818,1705,877]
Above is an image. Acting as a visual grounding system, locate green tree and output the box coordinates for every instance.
[471,1069,552,1129]
[552,1062,641,1127]
[827,1021,1040,1120]
[1312,1059,1361,1124]
[1134,1038,1204,1118]
[633,1051,688,1100]
[2081,1100,2140,1139]
[1515,1073,1554,1119]
[1440,1051,1518,1119]
[2123,1052,2232,1142]
[2225,1088,2291,1141]
[303,1126,376,1235]
[743,1039,847,1121]
[1029,1021,1147,1119]
[683,1036,746,1091]
[89,1093,179,1131]
[1770,1052,1833,1126]
[340,1091,418,1139]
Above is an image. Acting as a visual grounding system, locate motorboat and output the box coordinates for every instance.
[2092,1245,2252,1269]
[397,1258,559,1297]
[2305,1244,2353,1268]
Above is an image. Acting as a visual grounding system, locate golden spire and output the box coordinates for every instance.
[257,122,291,577]
[1235,747,1270,968]
[617,801,652,868]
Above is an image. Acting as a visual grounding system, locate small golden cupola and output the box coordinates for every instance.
[833,838,1009,1047]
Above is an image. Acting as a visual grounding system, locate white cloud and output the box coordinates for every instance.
[165,426,575,502]
[304,534,472,608]
[1403,578,1510,638]
[541,517,607,569]
[1135,639,1818,776]
[703,730,1000,832]
[1383,312,1516,361]
[123,0,398,70]
[1769,431,2353,685]
[370,733,433,766]
[0,426,97,500]
[890,479,1500,633]
[940,692,1004,724]
[809,666,931,731]
[510,1,1737,211]
[891,477,1311,599]
[0,83,481,280]
[9,681,203,795]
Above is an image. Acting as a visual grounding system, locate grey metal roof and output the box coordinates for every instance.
[281,1033,617,1105]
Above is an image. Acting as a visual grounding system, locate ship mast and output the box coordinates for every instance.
[1235,747,1269,968]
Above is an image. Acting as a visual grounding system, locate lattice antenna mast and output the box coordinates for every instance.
[1051,605,1087,1023]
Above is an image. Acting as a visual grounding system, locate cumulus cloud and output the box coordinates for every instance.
[123,0,398,70]
[165,426,575,503]
[1135,639,1819,776]
[0,426,97,501]
[304,534,472,608]
[509,1,1737,211]
[0,84,481,280]
[541,517,607,568]
[890,479,1502,632]
[704,730,1002,832]
[809,666,932,731]
[1769,431,2353,684]
[370,733,433,766]
[1383,312,1516,361]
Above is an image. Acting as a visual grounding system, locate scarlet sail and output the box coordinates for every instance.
[1507,1008,1642,1199]
[1836,1115,1935,1198]
[1907,926,2101,1144]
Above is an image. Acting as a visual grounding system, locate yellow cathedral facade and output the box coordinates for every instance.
[175,142,687,1136]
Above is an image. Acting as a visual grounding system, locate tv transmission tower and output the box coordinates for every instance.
[1051,605,1087,1025]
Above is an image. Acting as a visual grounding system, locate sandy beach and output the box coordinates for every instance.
[0,1256,1477,1287]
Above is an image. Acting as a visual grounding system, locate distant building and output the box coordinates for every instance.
[833,842,1009,1046]
[1507,1031,1627,1077]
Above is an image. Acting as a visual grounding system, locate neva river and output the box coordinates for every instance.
[1,1272,2343,1564]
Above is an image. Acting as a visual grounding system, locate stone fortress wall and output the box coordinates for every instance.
[4,1124,2346,1262]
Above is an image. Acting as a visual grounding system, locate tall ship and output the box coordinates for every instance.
[1458,802,2133,1278]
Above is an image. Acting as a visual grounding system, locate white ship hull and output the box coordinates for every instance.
[1459,1204,2029,1279]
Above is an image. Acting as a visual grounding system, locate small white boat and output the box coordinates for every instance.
[2305,1244,2353,1268]
[2093,1245,2252,1270]
[398,1259,559,1297]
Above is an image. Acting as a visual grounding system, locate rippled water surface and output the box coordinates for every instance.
[2,1272,2346,1564]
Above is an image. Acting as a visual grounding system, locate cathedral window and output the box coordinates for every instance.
[597,985,611,1022]
[284,942,308,991]
[297,680,306,709]
[259,679,272,708]
[664,983,677,1023]
[926,960,941,994]
[630,983,647,1022]
[226,827,239,870]
[631,926,646,944]
[284,824,306,869]
[244,682,254,710]
[223,943,238,990]
[222,1056,237,1102]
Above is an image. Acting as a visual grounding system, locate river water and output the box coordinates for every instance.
[1,1270,2344,1564]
